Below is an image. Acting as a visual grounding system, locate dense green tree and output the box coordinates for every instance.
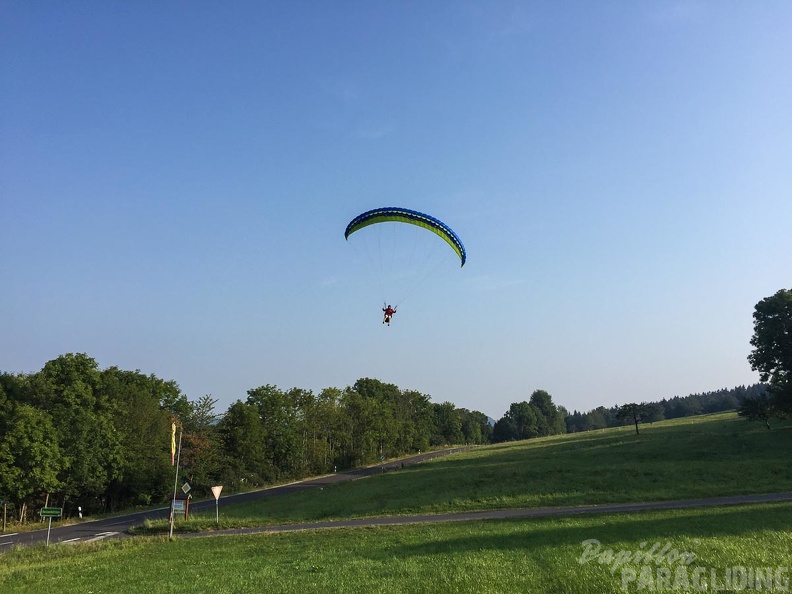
[339,388,379,465]
[616,403,649,434]
[351,378,400,457]
[314,387,344,471]
[100,367,172,508]
[0,404,63,521]
[459,409,491,444]
[400,389,434,452]
[748,288,792,415]
[156,378,192,419]
[247,385,303,478]
[492,416,518,442]
[431,402,464,445]
[31,354,123,501]
[565,410,586,433]
[491,391,566,443]
[218,400,268,486]
[556,405,570,433]
[642,403,666,423]
[184,394,220,433]
[180,395,223,492]
[507,401,539,439]
[0,381,10,435]
[738,394,775,429]
[0,372,26,407]
[583,407,610,431]
[529,390,558,435]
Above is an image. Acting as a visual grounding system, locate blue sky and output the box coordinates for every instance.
[2,2,790,419]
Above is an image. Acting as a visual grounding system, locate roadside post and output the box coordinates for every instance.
[171,495,190,521]
[211,486,223,526]
[39,507,62,546]
[181,482,191,520]
[168,429,183,539]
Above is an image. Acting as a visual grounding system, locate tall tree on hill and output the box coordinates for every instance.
[504,401,540,439]
[529,389,566,435]
[747,288,792,418]
[616,403,649,434]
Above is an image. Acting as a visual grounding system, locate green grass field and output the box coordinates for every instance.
[2,412,791,593]
[150,412,792,532]
[2,503,790,593]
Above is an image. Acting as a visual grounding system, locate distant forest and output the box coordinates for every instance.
[562,384,768,433]
[0,352,764,522]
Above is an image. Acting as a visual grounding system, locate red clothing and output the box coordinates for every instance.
[383,306,396,316]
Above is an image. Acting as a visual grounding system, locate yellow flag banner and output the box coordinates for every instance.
[171,422,176,465]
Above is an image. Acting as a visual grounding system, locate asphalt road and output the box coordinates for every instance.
[0,447,469,550]
[3,447,790,551]
[184,491,792,539]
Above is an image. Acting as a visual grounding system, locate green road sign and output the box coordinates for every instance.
[40,507,62,518]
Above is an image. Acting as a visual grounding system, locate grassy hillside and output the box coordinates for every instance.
[165,412,792,530]
[3,413,791,593]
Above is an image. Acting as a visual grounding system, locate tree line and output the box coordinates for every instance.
[4,289,787,522]
[562,384,768,434]
[0,352,768,522]
[0,354,492,522]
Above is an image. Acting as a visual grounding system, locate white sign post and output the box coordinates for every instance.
[211,486,223,526]
[40,507,62,547]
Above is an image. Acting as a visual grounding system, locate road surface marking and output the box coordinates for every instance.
[104,519,142,527]
[86,532,118,543]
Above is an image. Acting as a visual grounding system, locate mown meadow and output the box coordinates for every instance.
[2,504,791,593]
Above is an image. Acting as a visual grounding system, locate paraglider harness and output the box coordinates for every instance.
[382,304,397,325]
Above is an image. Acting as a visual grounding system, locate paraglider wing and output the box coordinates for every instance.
[344,207,466,266]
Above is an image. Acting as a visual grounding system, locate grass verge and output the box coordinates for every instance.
[2,502,790,593]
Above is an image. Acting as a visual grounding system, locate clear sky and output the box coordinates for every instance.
[2,2,791,419]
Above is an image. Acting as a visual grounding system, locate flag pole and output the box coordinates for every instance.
[169,430,183,539]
